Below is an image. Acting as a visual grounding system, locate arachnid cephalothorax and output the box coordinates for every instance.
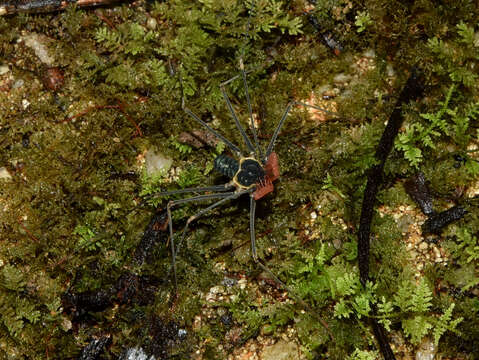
[214,152,279,200]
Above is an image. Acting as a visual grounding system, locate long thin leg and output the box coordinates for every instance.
[147,183,235,200]
[265,101,338,160]
[220,83,256,155]
[167,190,250,292]
[123,184,234,220]
[174,189,250,259]
[240,62,263,161]
[167,192,236,291]
[183,107,243,157]
[220,68,255,86]
[249,195,287,285]
[219,64,273,157]
[179,71,243,157]
[248,195,335,340]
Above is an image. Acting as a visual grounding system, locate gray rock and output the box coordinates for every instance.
[260,339,299,360]
[416,337,437,360]
[119,347,155,360]
[144,150,172,175]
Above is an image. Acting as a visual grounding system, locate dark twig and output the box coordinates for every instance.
[0,0,127,15]
[422,205,467,235]
[358,68,424,285]
[405,172,468,234]
[357,68,424,360]
[404,172,435,216]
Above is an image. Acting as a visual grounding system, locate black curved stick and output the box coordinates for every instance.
[358,68,424,285]
[357,68,424,360]
[422,205,467,234]
[0,0,124,15]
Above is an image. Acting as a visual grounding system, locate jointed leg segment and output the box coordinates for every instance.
[265,100,337,159]
[166,189,251,291]
[248,194,335,339]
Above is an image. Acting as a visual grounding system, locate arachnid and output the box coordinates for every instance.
[157,62,333,292]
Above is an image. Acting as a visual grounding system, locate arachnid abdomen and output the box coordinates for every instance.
[214,154,239,179]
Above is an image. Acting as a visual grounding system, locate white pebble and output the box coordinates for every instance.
[0,65,9,75]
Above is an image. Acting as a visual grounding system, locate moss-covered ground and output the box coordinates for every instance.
[0,0,478,359]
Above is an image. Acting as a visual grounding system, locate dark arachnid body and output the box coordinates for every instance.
[155,63,331,293]
[214,153,279,200]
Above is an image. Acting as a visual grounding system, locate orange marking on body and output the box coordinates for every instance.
[265,152,280,181]
[253,153,280,200]
[253,179,274,200]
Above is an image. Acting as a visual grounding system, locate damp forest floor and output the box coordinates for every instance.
[1,1,479,359]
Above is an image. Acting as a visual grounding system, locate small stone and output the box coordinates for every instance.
[146,17,157,30]
[363,48,376,58]
[61,317,72,331]
[22,33,55,65]
[178,328,187,340]
[261,324,274,336]
[209,285,225,294]
[192,315,202,331]
[144,149,173,175]
[332,237,342,249]
[418,242,428,251]
[222,277,237,287]
[386,63,395,77]
[119,347,155,360]
[260,339,299,360]
[12,79,24,89]
[238,278,247,290]
[416,336,437,360]
[0,65,9,75]
[205,293,216,302]
[0,167,11,180]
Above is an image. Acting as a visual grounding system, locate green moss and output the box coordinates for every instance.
[0,0,478,358]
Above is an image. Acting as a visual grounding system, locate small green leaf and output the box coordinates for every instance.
[403,316,433,344]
